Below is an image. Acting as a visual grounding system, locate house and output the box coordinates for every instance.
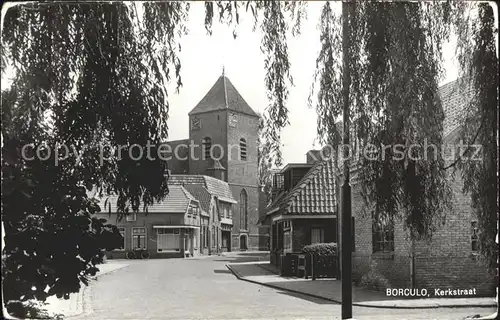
[95,173,237,258]
[260,156,338,267]
[95,185,203,259]
[169,173,237,253]
[261,79,496,296]
[162,72,268,251]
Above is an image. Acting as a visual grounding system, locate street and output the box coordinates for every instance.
[68,252,496,320]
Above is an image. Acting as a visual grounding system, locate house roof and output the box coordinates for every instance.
[183,184,211,217]
[97,185,198,214]
[168,174,237,204]
[280,163,314,174]
[263,158,337,219]
[188,75,259,117]
[438,78,474,137]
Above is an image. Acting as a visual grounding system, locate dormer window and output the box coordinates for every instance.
[240,138,247,161]
[202,137,212,160]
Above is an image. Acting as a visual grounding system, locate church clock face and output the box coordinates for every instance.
[229,113,237,127]
[191,117,201,131]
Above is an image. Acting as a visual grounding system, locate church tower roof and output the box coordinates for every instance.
[188,74,259,118]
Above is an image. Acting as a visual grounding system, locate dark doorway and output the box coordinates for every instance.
[239,234,247,251]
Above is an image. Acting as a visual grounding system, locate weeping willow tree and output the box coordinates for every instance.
[1,0,497,317]
[1,2,190,317]
[306,1,496,271]
[452,3,498,273]
[307,1,496,272]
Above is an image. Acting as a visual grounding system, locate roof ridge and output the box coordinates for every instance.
[223,75,229,108]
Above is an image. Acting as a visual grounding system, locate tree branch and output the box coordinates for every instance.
[441,114,485,171]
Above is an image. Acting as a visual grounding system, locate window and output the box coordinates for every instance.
[212,226,216,248]
[204,226,208,248]
[132,227,147,249]
[239,189,248,230]
[222,204,229,218]
[372,215,394,253]
[273,173,284,190]
[471,221,479,252]
[311,228,324,244]
[126,212,137,222]
[157,228,180,252]
[202,137,212,160]
[188,205,198,216]
[240,138,247,161]
[284,231,292,253]
[117,227,125,251]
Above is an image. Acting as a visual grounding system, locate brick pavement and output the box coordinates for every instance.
[58,252,496,320]
[43,261,129,318]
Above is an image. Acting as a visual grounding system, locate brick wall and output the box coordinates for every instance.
[347,179,412,287]
[188,110,228,177]
[226,111,259,186]
[346,169,495,294]
[412,172,496,296]
[230,185,266,250]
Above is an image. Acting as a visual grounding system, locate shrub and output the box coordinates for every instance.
[302,243,337,278]
[301,242,337,256]
[359,259,391,291]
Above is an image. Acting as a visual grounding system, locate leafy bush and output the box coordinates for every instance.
[301,243,337,278]
[301,242,337,256]
[359,259,391,291]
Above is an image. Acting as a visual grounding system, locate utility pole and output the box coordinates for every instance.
[341,1,352,319]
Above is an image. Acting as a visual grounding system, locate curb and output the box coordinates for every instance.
[225,264,496,310]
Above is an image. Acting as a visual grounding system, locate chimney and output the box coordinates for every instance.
[306,150,322,165]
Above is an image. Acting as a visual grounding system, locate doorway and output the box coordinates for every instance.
[239,234,248,251]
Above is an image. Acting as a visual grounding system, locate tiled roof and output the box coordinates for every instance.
[438,78,474,137]
[183,184,211,217]
[265,158,337,216]
[97,185,197,214]
[188,75,259,117]
[168,174,237,204]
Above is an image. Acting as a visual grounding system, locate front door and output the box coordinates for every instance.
[239,234,247,250]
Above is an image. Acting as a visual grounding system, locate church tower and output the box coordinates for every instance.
[187,72,265,251]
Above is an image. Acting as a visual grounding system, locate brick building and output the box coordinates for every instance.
[97,73,268,257]
[95,176,238,258]
[261,79,496,296]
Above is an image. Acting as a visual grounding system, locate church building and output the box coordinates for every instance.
[165,73,267,252]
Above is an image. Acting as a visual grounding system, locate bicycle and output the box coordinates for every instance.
[126,248,150,260]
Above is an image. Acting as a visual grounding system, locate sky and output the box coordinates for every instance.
[1,1,497,166]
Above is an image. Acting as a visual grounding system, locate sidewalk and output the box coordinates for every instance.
[226,262,497,309]
[43,261,129,318]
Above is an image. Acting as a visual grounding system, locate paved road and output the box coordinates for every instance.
[74,252,496,320]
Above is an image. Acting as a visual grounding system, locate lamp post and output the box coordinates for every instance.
[341,1,353,319]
